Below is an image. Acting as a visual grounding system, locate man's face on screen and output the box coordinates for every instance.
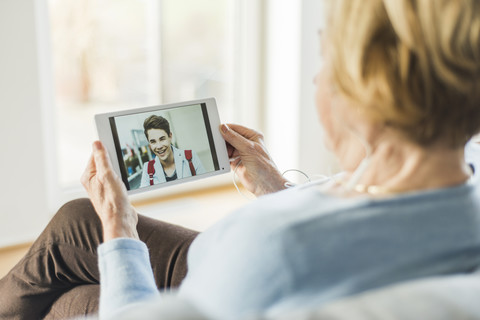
[147,128,173,162]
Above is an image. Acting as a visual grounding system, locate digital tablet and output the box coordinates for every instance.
[95,98,230,195]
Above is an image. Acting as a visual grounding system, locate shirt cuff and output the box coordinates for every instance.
[98,238,160,319]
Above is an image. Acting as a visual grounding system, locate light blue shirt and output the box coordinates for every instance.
[98,142,480,320]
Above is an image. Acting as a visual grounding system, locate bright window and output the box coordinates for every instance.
[47,0,256,189]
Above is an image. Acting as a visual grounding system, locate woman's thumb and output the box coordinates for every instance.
[220,124,249,151]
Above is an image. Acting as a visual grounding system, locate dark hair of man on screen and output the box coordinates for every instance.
[143,115,171,139]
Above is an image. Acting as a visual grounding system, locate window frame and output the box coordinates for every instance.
[39,0,265,210]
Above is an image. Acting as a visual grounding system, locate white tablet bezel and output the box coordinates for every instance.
[95,97,230,195]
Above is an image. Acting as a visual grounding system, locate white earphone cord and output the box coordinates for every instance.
[231,160,331,199]
[230,123,373,198]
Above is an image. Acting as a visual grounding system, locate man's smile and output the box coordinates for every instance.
[155,147,167,156]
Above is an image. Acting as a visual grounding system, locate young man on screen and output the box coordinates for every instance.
[139,115,205,187]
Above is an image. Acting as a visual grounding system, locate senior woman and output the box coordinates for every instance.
[1,0,480,319]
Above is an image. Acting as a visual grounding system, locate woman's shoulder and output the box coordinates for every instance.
[192,176,480,259]
[202,177,479,236]
[231,179,480,254]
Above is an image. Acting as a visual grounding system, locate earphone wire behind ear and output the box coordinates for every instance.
[343,134,372,191]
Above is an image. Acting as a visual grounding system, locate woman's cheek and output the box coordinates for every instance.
[315,76,337,150]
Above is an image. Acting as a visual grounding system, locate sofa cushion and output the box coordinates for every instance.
[265,273,480,320]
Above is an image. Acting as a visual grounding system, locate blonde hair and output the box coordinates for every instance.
[325,0,480,148]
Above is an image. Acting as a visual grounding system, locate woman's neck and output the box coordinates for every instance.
[349,140,471,194]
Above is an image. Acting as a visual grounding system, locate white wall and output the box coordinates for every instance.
[265,0,339,180]
[298,0,339,177]
[0,0,52,247]
[264,0,301,173]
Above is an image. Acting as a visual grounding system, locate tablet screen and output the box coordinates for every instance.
[108,102,220,191]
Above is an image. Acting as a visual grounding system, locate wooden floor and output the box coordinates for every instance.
[0,243,31,278]
[0,184,250,279]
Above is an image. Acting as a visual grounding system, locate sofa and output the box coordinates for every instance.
[73,272,480,320]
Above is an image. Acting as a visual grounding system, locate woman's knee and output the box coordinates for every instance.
[47,198,101,237]
[53,198,97,224]
[38,198,103,249]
